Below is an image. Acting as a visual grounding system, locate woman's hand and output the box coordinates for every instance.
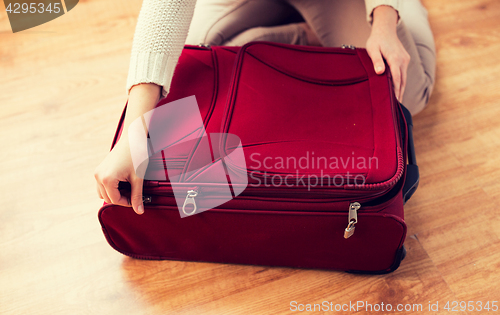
[366,5,410,101]
[95,137,145,214]
[94,83,161,215]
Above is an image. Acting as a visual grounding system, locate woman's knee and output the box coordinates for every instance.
[186,0,246,45]
[223,23,308,46]
[188,0,297,46]
[402,67,435,116]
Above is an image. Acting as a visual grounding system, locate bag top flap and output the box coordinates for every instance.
[221,42,404,190]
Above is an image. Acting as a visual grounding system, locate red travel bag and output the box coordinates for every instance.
[98,42,419,273]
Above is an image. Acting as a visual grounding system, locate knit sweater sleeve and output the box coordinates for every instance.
[126,0,197,98]
[364,0,399,23]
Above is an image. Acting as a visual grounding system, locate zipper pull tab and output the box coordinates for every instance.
[182,190,198,216]
[143,195,152,204]
[344,202,361,239]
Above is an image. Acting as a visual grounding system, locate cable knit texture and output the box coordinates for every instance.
[126,0,197,97]
[126,0,398,97]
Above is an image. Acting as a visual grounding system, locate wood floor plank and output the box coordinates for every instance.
[416,209,500,303]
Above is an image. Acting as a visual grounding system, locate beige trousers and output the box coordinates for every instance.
[186,0,436,115]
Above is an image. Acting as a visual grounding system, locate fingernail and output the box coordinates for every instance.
[137,204,144,215]
[375,66,383,73]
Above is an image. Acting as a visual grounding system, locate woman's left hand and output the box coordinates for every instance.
[366,5,410,102]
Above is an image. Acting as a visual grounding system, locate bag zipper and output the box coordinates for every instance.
[181,189,199,216]
[184,191,366,238]
[344,202,361,239]
[341,44,356,50]
[142,183,386,201]
[144,191,365,238]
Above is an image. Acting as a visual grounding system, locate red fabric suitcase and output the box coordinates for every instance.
[98,42,419,273]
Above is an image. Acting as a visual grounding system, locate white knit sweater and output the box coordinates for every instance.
[126,0,399,98]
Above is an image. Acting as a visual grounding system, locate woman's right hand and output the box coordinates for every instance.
[366,5,410,102]
[95,83,162,215]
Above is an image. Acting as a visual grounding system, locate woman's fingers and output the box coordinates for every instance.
[390,56,410,101]
[95,160,133,208]
[388,58,402,101]
[130,176,145,215]
[104,178,130,207]
[96,173,142,211]
[96,184,103,200]
[399,65,406,101]
[367,45,386,75]
[382,48,410,102]
[94,137,144,213]
[97,182,112,204]
[400,52,410,101]
[366,15,410,103]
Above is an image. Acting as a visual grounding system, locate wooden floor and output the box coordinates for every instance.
[1,0,500,314]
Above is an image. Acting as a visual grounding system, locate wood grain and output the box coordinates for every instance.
[1,0,500,314]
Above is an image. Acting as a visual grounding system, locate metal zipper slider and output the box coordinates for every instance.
[143,195,152,204]
[198,43,211,49]
[344,202,361,239]
[341,44,356,50]
[182,190,198,216]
